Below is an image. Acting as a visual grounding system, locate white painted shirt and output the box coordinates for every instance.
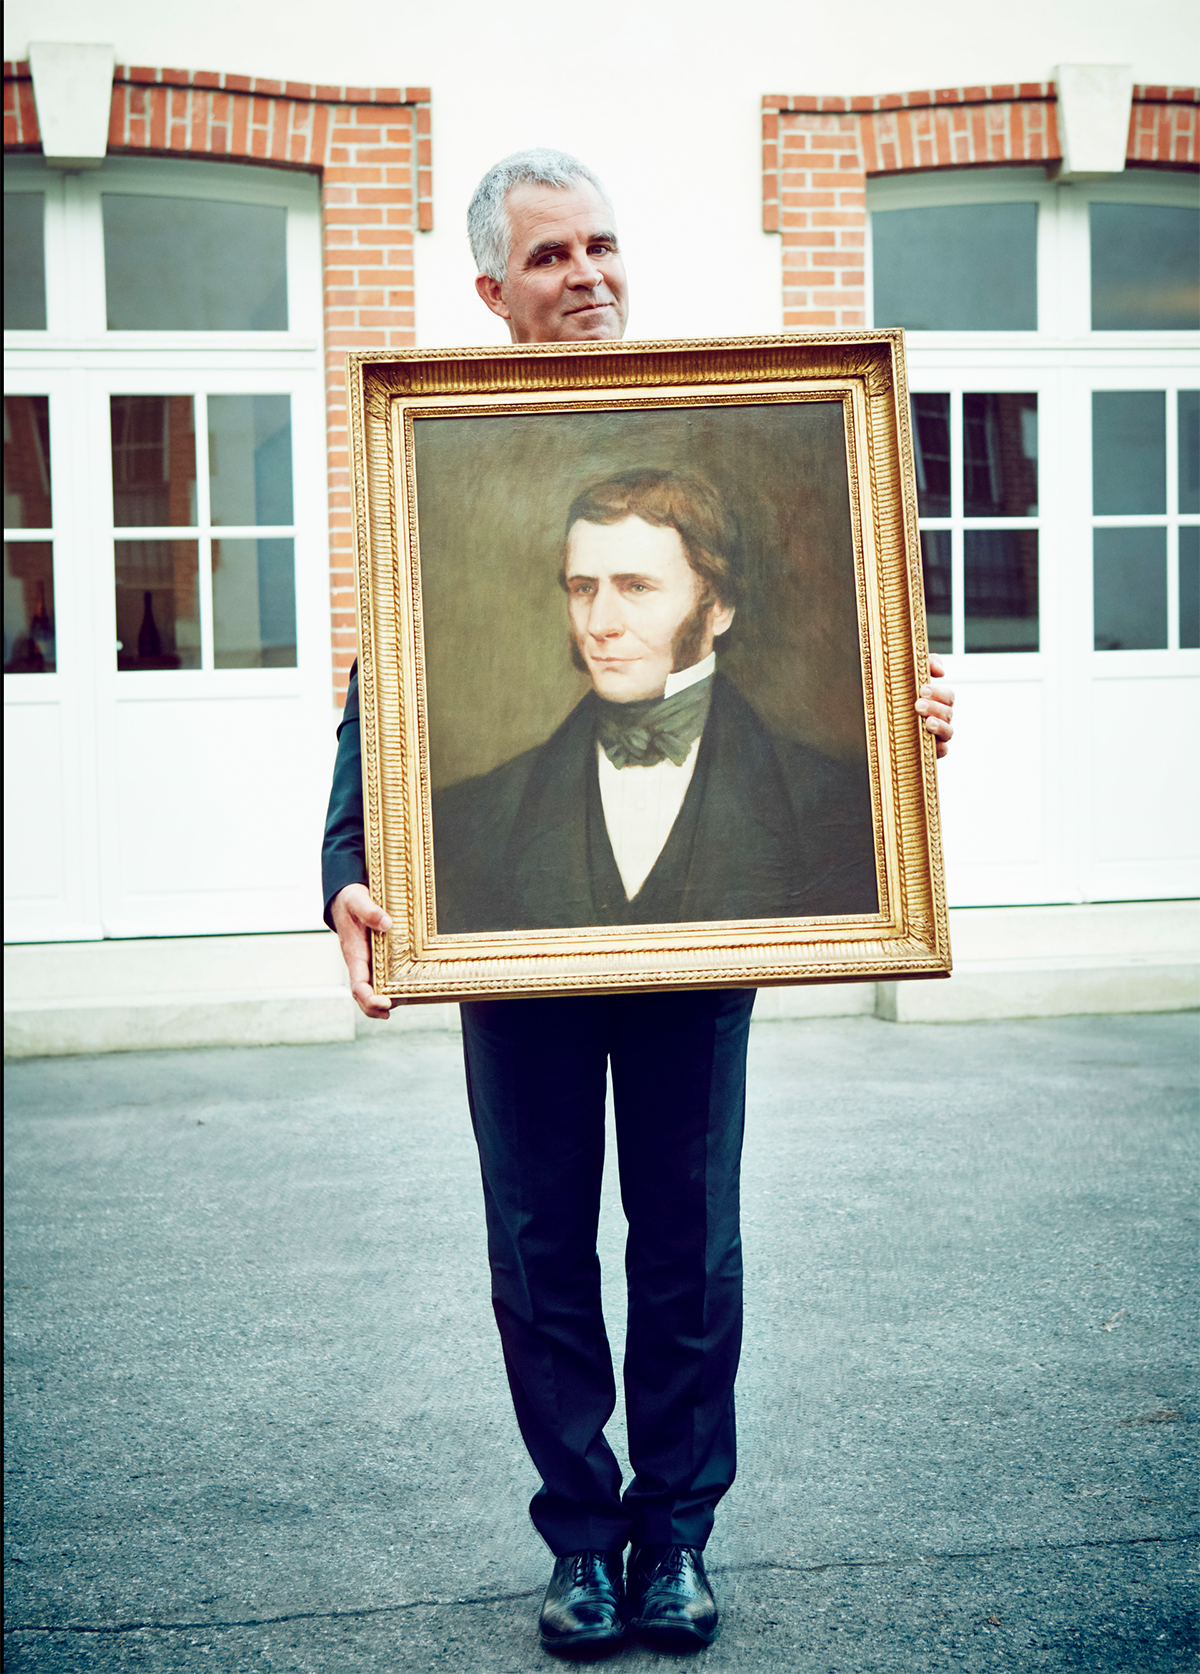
[596,653,715,901]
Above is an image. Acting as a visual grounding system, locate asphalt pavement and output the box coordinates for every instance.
[4,1011,1198,1673]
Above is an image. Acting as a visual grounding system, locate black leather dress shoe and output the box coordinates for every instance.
[538,1550,626,1660]
[627,1545,719,1650]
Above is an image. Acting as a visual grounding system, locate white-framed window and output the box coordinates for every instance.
[867,166,1200,909]
[3,153,324,345]
[4,156,333,941]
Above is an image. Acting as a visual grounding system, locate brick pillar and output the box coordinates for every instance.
[767,105,867,330]
[321,100,421,696]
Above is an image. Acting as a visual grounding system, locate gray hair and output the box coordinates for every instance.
[467,149,613,282]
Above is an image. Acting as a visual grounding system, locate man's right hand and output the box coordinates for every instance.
[330,883,396,1018]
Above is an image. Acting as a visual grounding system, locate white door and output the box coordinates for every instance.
[877,166,1200,909]
[5,156,335,941]
[1072,367,1199,902]
[906,367,1072,907]
[4,368,103,940]
[87,368,334,935]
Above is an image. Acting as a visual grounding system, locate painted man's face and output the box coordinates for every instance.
[564,517,734,703]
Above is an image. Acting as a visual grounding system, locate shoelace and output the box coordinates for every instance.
[641,1546,695,1582]
[566,1552,613,1587]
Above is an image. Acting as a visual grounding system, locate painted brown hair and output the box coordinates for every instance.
[561,468,743,611]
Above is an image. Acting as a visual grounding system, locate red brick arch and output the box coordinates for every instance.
[4,60,432,699]
[761,83,1200,329]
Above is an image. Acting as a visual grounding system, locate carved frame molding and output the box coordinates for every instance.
[347,331,951,1001]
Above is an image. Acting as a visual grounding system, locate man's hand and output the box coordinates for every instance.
[916,652,955,759]
[331,883,396,1019]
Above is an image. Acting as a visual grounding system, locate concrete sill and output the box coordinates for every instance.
[5,903,1197,1056]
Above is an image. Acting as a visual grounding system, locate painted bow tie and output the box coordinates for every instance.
[595,677,713,770]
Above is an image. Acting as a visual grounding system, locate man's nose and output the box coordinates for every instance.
[566,249,605,290]
[587,584,624,637]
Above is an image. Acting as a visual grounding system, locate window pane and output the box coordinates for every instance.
[919,529,952,654]
[213,538,297,668]
[1090,204,1200,331]
[4,542,55,672]
[1093,528,1168,650]
[4,194,46,330]
[4,396,52,528]
[115,541,200,669]
[1180,526,1200,650]
[964,530,1038,652]
[910,394,950,517]
[1092,391,1165,516]
[1180,390,1200,515]
[208,396,293,526]
[102,197,288,331]
[872,203,1037,331]
[963,393,1038,517]
[111,397,197,527]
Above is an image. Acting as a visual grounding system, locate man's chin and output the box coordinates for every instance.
[560,307,622,340]
[588,670,665,704]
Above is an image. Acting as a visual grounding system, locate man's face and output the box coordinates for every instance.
[475,181,629,344]
[564,517,734,703]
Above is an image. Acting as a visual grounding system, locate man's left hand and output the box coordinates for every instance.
[916,652,955,759]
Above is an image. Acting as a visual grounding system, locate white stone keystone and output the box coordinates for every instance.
[29,42,116,169]
[1055,64,1134,177]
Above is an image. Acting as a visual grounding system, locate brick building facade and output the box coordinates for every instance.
[3,45,1197,1045]
[5,59,429,701]
[762,83,1199,329]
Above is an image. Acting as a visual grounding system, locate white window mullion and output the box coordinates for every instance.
[60,171,103,342]
[1036,179,1060,339]
[40,172,69,341]
[1056,189,1091,341]
[1166,383,1180,650]
[949,385,965,655]
[193,393,214,671]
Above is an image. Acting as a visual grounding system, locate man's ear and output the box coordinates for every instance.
[710,601,735,640]
[475,274,511,321]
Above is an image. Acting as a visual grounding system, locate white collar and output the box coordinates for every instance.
[662,651,716,699]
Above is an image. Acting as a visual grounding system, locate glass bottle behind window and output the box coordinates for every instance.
[137,590,163,661]
[29,579,54,667]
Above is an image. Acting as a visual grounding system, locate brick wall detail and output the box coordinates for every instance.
[762,83,1199,330]
[4,61,432,701]
[1127,86,1200,167]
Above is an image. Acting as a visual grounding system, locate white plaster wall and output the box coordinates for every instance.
[5,0,1197,348]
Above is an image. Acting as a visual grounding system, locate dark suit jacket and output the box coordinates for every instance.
[431,672,878,933]
[321,660,371,928]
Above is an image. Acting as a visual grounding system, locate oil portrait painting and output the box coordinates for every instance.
[349,335,950,1002]
[420,401,876,935]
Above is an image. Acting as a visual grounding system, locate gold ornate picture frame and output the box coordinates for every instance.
[348,332,950,1002]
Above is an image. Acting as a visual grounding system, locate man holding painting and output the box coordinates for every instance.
[323,150,955,1659]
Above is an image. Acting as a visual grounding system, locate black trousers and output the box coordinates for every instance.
[460,987,756,1555]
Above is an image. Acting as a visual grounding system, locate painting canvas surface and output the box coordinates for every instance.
[412,398,879,937]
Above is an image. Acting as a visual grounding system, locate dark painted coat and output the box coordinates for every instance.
[430,672,878,934]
